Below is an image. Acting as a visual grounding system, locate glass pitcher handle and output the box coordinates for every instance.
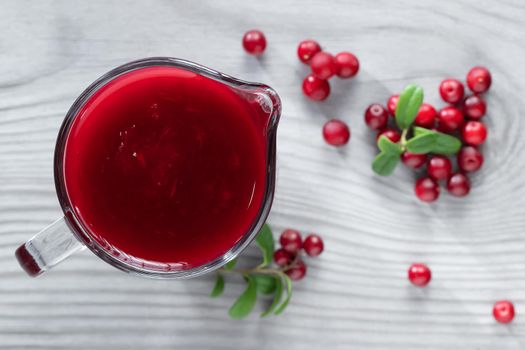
[15,217,85,277]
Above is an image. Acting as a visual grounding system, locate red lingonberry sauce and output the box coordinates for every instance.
[63,66,267,270]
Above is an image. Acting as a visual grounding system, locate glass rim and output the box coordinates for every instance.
[53,57,281,279]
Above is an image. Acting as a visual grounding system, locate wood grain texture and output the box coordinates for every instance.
[1,0,525,348]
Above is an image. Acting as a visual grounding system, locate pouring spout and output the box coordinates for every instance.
[235,84,281,135]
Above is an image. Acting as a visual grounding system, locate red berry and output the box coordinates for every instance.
[297,40,322,64]
[467,66,492,93]
[493,301,515,324]
[427,156,452,180]
[365,104,389,130]
[303,234,324,257]
[462,121,487,145]
[439,78,465,104]
[376,128,401,143]
[408,263,432,287]
[273,248,293,266]
[280,229,302,254]
[437,106,464,132]
[415,177,440,202]
[302,74,330,101]
[285,259,307,281]
[242,30,266,56]
[401,152,427,169]
[447,173,470,197]
[387,94,399,116]
[415,103,437,128]
[457,146,484,172]
[323,119,350,146]
[310,52,337,80]
[463,95,487,120]
[334,52,359,78]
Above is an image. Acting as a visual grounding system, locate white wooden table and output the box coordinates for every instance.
[2,0,525,348]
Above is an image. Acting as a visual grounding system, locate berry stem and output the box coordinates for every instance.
[219,254,303,277]
[280,254,303,272]
[400,128,409,148]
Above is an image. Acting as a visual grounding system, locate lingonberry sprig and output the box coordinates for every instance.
[371,84,462,176]
[367,67,491,202]
[209,224,324,319]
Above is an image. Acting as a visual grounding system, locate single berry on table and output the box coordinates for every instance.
[463,95,487,120]
[310,52,337,80]
[303,234,324,257]
[415,177,440,202]
[376,128,401,143]
[457,146,484,172]
[365,104,389,130]
[427,155,452,180]
[323,119,350,146]
[242,30,266,56]
[439,78,465,104]
[462,121,487,145]
[280,229,302,254]
[273,248,293,267]
[297,40,322,64]
[285,259,307,281]
[401,152,427,169]
[302,74,330,101]
[467,66,492,93]
[437,106,464,132]
[415,103,437,128]
[334,52,359,78]
[408,263,432,287]
[387,94,399,116]
[447,173,471,197]
[493,300,515,324]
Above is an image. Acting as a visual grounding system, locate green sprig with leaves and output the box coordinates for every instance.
[209,224,295,319]
[372,84,462,176]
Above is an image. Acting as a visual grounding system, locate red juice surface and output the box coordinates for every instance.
[63,66,267,270]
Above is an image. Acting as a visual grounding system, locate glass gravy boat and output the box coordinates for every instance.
[15,57,281,279]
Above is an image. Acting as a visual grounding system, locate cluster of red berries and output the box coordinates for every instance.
[242,34,511,323]
[273,229,324,281]
[242,31,354,148]
[408,263,515,324]
[297,39,359,101]
[365,67,492,202]
[299,39,358,147]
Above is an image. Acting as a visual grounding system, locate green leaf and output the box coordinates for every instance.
[433,132,462,155]
[377,136,403,155]
[223,259,237,270]
[405,133,436,154]
[372,152,400,176]
[413,126,432,137]
[407,127,462,155]
[210,274,225,298]
[255,224,275,267]
[395,84,424,130]
[229,275,257,320]
[261,276,283,317]
[274,275,293,315]
[252,274,277,295]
